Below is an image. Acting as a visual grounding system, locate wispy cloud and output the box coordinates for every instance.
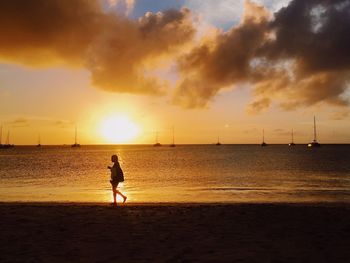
[5,117,30,127]
[184,0,292,29]
[330,109,350,120]
[1,116,75,128]
[107,0,135,15]
[184,0,243,29]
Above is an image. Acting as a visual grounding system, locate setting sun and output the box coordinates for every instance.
[99,115,140,143]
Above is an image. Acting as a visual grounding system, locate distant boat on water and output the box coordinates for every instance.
[153,131,161,147]
[169,126,175,147]
[288,129,296,146]
[216,136,221,146]
[71,126,81,147]
[0,125,2,148]
[0,128,14,149]
[36,133,41,147]
[261,129,267,146]
[308,116,321,147]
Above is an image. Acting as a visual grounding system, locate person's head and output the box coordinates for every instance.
[111,154,118,163]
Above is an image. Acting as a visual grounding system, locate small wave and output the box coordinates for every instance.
[201,187,276,191]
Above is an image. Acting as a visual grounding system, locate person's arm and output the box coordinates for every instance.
[108,166,112,170]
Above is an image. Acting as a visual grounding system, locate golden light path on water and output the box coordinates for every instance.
[1,145,350,203]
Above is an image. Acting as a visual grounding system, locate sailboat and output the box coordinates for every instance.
[169,126,176,147]
[0,125,2,148]
[261,129,267,146]
[288,129,296,146]
[153,131,161,147]
[308,116,320,147]
[1,130,15,149]
[71,126,81,147]
[36,133,41,147]
[0,125,4,149]
[216,136,221,146]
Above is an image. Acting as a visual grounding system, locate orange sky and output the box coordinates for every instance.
[0,0,349,145]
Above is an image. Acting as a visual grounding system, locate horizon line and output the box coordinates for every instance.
[3,143,350,146]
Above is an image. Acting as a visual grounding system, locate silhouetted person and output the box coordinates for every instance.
[108,154,127,205]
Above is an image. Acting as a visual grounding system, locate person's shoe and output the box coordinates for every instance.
[123,196,127,203]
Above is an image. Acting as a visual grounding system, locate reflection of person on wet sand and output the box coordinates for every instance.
[108,154,127,205]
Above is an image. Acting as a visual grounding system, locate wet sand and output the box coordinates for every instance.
[0,202,349,262]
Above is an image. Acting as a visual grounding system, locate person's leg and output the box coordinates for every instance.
[116,189,127,203]
[114,182,127,203]
[111,184,117,204]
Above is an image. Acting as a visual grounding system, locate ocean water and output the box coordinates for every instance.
[0,145,350,203]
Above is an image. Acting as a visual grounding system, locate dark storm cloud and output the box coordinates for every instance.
[173,0,350,114]
[0,0,195,94]
[261,0,350,73]
[249,0,350,112]
[173,0,270,108]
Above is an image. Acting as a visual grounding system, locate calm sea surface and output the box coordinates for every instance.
[1,145,350,203]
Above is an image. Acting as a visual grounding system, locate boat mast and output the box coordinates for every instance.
[38,133,41,145]
[313,116,317,142]
[6,131,10,145]
[75,126,78,145]
[0,125,2,145]
[263,129,265,143]
[172,126,175,145]
[292,129,294,143]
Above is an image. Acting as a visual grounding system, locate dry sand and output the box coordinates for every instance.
[0,202,349,262]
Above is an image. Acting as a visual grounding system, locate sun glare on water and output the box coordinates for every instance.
[100,115,140,143]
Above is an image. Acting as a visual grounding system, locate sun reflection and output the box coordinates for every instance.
[102,183,130,204]
[116,194,124,203]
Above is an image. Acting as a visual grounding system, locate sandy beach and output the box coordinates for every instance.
[0,203,349,262]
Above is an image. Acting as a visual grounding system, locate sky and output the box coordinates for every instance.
[0,0,350,145]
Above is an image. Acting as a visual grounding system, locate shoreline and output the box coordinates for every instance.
[1,202,349,262]
[3,143,350,146]
[1,201,350,206]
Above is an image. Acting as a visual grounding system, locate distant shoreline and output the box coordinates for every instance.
[2,143,350,146]
[1,201,350,206]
